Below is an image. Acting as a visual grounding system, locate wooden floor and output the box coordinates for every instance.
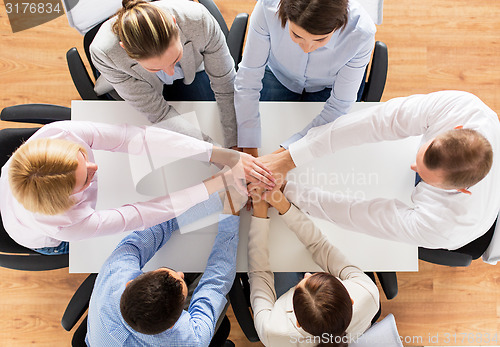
[0,0,499,346]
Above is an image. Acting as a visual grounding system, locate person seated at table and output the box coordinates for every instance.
[247,185,379,346]
[259,91,500,251]
[90,0,238,148]
[235,0,376,156]
[0,121,274,255]
[86,190,241,346]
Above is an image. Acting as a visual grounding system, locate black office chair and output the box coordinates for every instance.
[0,103,71,124]
[228,269,397,342]
[66,0,249,101]
[359,41,388,102]
[418,218,497,267]
[198,0,249,68]
[62,273,235,347]
[0,126,70,271]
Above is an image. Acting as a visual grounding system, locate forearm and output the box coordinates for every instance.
[247,216,275,344]
[188,215,239,331]
[57,183,210,241]
[283,181,443,247]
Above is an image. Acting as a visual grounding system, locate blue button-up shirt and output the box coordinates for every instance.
[235,0,376,148]
[86,214,240,346]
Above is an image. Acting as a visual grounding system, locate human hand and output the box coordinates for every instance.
[259,150,295,188]
[248,186,268,218]
[240,152,275,190]
[261,184,291,215]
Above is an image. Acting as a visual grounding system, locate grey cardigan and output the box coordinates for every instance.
[90,0,237,147]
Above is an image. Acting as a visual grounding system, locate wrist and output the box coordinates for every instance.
[253,204,268,218]
[276,199,291,215]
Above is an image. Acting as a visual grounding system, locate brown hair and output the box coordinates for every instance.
[8,138,85,215]
[277,0,349,35]
[293,272,353,347]
[112,0,178,60]
[424,128,493,189]
[120,270,186,335]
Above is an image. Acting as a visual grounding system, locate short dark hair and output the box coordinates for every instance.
[293,272,353,347]
[277,0,349,35]
[424,128,493,189]
[120,270,185,335]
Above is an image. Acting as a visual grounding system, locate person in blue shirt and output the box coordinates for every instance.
[85,192,240,346]
[235,0,376,155]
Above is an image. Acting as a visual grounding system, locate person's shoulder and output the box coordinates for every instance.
[345,0,377,36]
[154,0,206,23]
[90,18,120,55]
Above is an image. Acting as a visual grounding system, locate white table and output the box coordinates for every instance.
[70,101,418,273]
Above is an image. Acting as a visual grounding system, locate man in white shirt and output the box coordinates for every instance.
[260,91,500,250]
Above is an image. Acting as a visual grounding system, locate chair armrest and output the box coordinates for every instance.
[376,272,398,300]
[227,13,249,68]
[228,274,260,342]
[362,41,388,102]
[1,104,70,124]
[66,47,101,100]
[61,273,98,331]
[418,248,472,267]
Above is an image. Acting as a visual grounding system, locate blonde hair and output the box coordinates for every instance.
[8,138,86,215]
[112,0,178,60]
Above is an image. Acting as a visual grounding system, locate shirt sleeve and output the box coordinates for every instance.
[55,183,210,241]
[246,216,275,345]
[283,181,461,249]
[90,40,180,124]
[198,6,238,148]
[187,214,240,345]
[288,91,476,167]
[281,37,375,148]
[234,0,270,148]
[39,121,213,160]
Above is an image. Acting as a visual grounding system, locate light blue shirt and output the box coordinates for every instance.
[86,213,240,346]
[156,63,185,85]
[234,0,376,148]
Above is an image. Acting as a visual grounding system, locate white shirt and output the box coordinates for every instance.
[235,0,376,148]
[286,91,500,250]
[248,205,379,346]
[0,121,212,249]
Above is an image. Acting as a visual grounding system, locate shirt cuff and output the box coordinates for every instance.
[237,127,262,148]
[283,181,300,204]
[289,137,315,167]
[218,214,240,232]
[280,132,303,149]
[278,203,302,224]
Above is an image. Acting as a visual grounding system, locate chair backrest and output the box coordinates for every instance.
[350,314,403,347]
[419,217,497,267]
[360,41,388,102]
[198,0,229,37]
[198,0,248,68]
[0,127,69,271]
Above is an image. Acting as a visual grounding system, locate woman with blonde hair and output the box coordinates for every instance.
[0,121,274,255]
[90,0,239,148]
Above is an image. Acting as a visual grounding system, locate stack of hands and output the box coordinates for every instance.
[214,147,296,216]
